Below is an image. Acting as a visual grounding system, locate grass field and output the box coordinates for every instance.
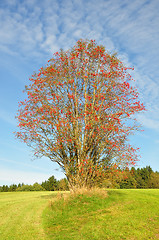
[0,189,159,240]
[0,191,57,240]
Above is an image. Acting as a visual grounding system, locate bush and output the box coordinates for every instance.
[58,178,69,191]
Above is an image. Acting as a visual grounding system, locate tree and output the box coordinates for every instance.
[147,172,159,188]
[47,176,58,191]
[16,184,34,191]
[15,39,145,191]
[32,182,45,191]
[16,183,44,191]
[9,184,17,192]
[119,171,137,189]
[1,185,9,192]
[41,176,58,191]
[133,166,152,188]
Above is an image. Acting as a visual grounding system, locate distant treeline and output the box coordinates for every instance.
[100,166,159,189]
[0,176,69,192]
[0,166,159,192]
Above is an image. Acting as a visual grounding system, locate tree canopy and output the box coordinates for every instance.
[15,39,145,191]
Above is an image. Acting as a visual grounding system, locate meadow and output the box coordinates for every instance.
[0,191,56,240]
[0,189,158,240]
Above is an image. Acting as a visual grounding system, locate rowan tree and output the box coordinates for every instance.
[15,39,145,191]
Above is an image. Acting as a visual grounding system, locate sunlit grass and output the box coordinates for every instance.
[0,189,158,240]
[0,191,57,240]
[43,189,159,240]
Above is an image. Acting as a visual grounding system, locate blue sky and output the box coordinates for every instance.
[0,0,159,185]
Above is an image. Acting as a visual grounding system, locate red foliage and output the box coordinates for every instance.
[15,39,145,190]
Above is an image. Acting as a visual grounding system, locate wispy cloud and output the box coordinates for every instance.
[0,0,159,132]
[0,157,50,172]
[0,167,51,185]
[0,157,65,184]
[137,114,159,131]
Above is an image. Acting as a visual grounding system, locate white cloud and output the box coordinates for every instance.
[0,0,158,59]
[0,0,159,132]
[137,114,159,131]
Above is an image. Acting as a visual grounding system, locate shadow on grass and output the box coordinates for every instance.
[107,189,127,198]
[40,193,58,199]
[40,191,70,199]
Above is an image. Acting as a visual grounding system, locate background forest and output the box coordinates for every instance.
[0,166,158,192]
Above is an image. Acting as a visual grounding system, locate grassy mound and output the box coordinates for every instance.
[43,189,159,240]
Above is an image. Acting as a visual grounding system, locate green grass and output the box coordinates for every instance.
[43,189,159,240]
[0,191,58,240]
[0,190,159,240]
